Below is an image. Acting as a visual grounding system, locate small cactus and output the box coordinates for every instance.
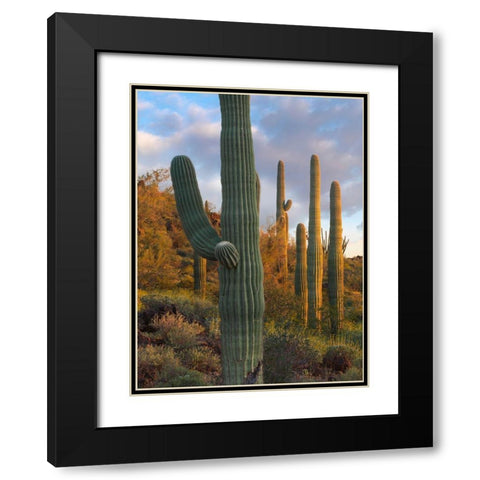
[276,160,292,285]
[295,223,308,325]
[307,154,323,329]
[328,181,345,333]
[193,201,211,299]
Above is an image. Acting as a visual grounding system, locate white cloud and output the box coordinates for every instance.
[136,131,164,155]
[137,100,153,111]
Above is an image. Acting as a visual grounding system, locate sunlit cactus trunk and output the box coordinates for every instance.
[307,154,323,329]
[328,181,345,333]
[193,252,206,299]
[171,94,264,385]
[276,160,292,285]
[295,223,308,325]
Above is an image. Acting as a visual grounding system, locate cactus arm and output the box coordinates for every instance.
[283,199,292,211]
[171,155,238,268]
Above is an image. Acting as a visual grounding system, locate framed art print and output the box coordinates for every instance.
[48,13,433,466]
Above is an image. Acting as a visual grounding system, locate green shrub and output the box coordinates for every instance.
[344,290,363,324]
[137,344,183,388]
[263,328,324,383]
[180,346,221,375]
[323,345,354,373]
[150,312,204,349]
[140,291,218,326]
[263,285,305,325]
[168,370,209,387]
[336,366,363,381]
[203,316,221,353]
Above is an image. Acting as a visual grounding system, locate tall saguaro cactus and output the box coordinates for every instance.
[171,94,264,385]
[307,154,323,329]
[328,181,345,333]
[276,160,292,284]
[295,223,308,325]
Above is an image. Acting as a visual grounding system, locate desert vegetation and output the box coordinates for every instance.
[136,94,363,389]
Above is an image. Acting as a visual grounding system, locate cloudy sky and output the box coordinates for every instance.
[136,90,364,257]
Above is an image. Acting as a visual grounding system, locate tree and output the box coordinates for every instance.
[137,169,189,290]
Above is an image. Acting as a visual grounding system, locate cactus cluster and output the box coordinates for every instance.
[171,94,264,385]
[293,156,346,333]
[171,94,349,386]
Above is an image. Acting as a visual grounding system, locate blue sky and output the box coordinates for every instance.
[136,90,364,257]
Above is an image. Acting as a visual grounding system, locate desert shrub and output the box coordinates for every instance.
[150,312,204,349]
[137,289,149,312]
[137,361,159,388]
[138,344,180,370]
[137,310,222,388]
[263,327,324,383]
[180,346,221,375]
[327,329,363,350]
[344,256,363,292]
[168,370,209,387]
[353,356,363,369]
[137,344,215,387]
[336,366,363,381]
[344,290,363,324]
[203,316,222,354]
[323,345,355,373]
[263,284,305,325]
[137,344,183,388]
[140,291,218,326]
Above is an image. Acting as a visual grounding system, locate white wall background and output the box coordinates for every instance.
[0,0,475,478]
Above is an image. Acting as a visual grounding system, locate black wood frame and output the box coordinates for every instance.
[48,12,433,467]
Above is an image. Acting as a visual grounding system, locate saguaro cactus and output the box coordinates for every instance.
[171,94,264,385]
[193,201,210,299]
[307,154,323,329]
[328,181,345,333]
[276,160,292,285]
[193,252,206,299]
[295,223,308,325]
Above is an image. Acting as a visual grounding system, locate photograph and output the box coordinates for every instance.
[133,87,367,393]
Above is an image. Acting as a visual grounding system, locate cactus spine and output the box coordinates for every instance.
[307,154,323,329]
[276,160,292,285]
[171,94,264,385]
[328,181,344,333]
[295,223,308,325]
